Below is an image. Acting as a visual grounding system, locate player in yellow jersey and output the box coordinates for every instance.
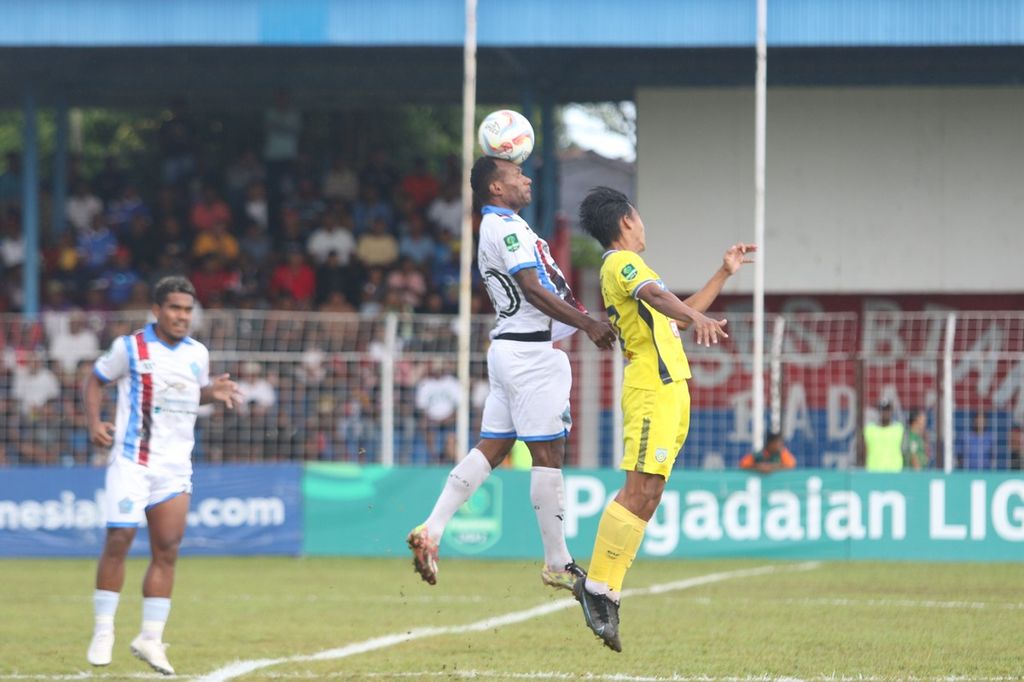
[573,186,755,651]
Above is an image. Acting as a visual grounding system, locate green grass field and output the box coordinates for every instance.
[2,557,1022,681]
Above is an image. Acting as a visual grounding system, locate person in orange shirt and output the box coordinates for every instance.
[740,431,796,473]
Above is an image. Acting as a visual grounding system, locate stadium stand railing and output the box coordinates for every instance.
[1,310,1021,470]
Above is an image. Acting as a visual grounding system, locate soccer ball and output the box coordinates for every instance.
[478,109,535,165]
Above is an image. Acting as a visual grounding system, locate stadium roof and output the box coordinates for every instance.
[1,0,1022,108]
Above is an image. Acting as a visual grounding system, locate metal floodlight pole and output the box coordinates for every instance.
[752,0,768,456]
[456,0,478,460]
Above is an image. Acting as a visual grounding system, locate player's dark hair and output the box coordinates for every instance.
[470,156,501,213]
[578,186,634,248]
[765,431,783,447]
[153,276,196,306]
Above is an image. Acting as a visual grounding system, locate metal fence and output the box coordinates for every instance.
[1,310,1022,469]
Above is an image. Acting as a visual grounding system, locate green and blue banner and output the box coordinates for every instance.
[1,465,1021,561]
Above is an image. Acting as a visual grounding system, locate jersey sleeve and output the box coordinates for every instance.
[93,336,130,383]
[605,251,661,300]
[197,345,211,388]
[497,222,538,275]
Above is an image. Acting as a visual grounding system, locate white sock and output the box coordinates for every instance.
[141,597,171,641]
[94,590,120,634]
[585,577,610,597]
[423,448,492,540]
[530,466,573,569]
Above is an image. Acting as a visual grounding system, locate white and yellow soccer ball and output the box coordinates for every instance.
[477,109,535,165]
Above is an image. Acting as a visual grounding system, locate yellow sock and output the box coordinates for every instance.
[587,500,648,590]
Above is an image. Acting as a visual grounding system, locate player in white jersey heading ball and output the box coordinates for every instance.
[84,276,241,675]
[407,157,616,590]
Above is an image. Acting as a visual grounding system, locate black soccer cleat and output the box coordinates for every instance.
[572,577,622,652]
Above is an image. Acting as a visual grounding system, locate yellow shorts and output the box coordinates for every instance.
[620,380,690,480]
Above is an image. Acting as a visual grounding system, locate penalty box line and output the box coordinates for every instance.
[197,562,822,682]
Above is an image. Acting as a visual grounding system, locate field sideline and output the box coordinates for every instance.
[2,557,1022,681]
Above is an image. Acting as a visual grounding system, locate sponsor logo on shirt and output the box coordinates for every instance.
[621,263,638,281]
[504,233,521,252]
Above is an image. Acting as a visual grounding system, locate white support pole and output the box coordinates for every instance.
[380,312,397,467]
[456,0,478,460]
[769,315,785,434]
[751,0,768,454]
[943,312,956,473]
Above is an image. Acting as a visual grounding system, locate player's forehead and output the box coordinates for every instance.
[496,159,523,180]
[160,292,195,309]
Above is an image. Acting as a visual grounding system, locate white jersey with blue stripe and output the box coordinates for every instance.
[93,323,210,471]
[477,205,585,340]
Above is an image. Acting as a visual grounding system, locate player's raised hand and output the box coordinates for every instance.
[585,319,617,350]
[723,242,757,275]
[89,421,116,447]
[210,373,243,409]
[691,314,729,347]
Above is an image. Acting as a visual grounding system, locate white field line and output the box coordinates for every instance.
[676,595,1024,612]
[196,562,821,682]
[3,674,1021,682]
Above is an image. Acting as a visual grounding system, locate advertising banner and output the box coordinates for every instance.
[0,464,302,557]
[304,466,1024,562]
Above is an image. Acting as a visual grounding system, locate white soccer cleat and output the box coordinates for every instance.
[130,635,175,675]
[87,631,115,666]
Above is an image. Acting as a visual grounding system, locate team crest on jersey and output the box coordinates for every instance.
[118,497,133,514]
[190,362,201,378]
[621,263,638,281]
[138,359,156,374]
[655,448,669,463]
[503,233,521,252]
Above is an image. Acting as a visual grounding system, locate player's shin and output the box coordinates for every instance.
[530,466,573,569]
[423,448,492,540]
[585,500,647,601]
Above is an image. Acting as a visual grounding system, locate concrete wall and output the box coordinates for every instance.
[636,87,1024,293]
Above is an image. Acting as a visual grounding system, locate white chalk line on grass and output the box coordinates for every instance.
[675,595,1024,612]
[195,562,821,682]
[3,673,1022,682]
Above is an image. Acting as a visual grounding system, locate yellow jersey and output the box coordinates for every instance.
[600,250,691,389]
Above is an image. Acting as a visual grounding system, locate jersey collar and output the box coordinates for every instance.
[482,205,516,216]
[601,249,619,259]
[144,322,193,350]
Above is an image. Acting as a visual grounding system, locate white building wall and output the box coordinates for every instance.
[636,87,1024,293]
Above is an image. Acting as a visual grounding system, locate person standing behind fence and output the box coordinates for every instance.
[957,411,994,471]
[904,409,930,470]
[406,156,616,592]
[83,276,241,675]
[864,399,904,472]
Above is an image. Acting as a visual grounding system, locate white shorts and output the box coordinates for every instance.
[480,340,572,442]
[104,455,193,528]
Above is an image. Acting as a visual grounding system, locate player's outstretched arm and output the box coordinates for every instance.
[201,373,243,409]
[512,269,616,349]
[680,242,756,319]
[637,284,728,348]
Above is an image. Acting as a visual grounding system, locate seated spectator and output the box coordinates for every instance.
[352,185,393,235]
[356,217,399,268]
[398,213,435,267]
[400,157,440,211]
[49,313,100,374]
[77,215,118,274]
[427,181,463,238]
[236,361,277,417]
[12,355,60,415]
[225,149,266,206]
[105,183,150,235]
[269,247,316,308]
[315,250,359,306]
[239,219,272,265]
[157,215,191,264]
[415,360,460,463]
[193,220,240,263]
[323,155,359,204]
[386,257,428,309]
[122,215,161,273]
[191,254,240,306]
[0,209,25,270]
[288,178,327,227]
[46,230,82,286]
[190,185,231,232]
[360,148,399,199]
[66,181,104,232]
[307,209,356,266]
[243,181,269,230]
[740,431,796,473]
[96,247,142,308]
[275,208,306,254]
